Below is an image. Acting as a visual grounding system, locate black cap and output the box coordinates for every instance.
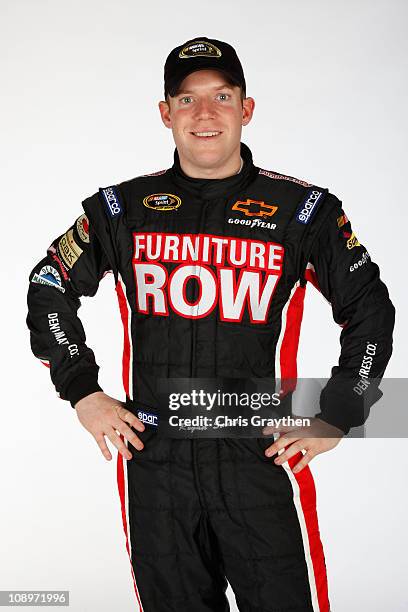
[164,36,246,99]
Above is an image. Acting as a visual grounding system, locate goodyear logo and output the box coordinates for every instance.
[296,189,324,225]
[143,193,181,211]
[179,40,222,59]
[137,410,159,427]
[232,199,278,218]
[100,186,122,217]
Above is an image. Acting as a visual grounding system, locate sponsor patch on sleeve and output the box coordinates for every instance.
[76,213,90,243]
[337,213,349,228]
[295,188,324,225]
[31,265,65,292]
[100,186,122,218]
[343,231,361,250]
[57,229,83,269]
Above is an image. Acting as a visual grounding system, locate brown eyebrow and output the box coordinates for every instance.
[177,85,234,95]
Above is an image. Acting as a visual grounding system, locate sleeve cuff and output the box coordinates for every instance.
[314,411,350,435]
[317,378,383,435]
[65,373,103,408]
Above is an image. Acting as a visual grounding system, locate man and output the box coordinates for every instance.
[27,36,395,611]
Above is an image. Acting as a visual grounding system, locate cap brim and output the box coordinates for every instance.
[166,65,243,98]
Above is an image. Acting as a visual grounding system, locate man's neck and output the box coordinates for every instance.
[178,150,243,179]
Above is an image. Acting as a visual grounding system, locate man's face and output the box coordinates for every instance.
[159,69,255,172]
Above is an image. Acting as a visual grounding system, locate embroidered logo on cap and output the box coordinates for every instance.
[179,40,222,59]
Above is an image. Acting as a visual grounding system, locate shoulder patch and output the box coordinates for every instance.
[31,265,65,293]
[57,229,83,269]
[76,213,90,243]
[100,185,123,218]
[259,168,312,188]
[295,188,326,225]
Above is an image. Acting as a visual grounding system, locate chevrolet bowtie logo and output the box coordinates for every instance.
[232,199,278,217]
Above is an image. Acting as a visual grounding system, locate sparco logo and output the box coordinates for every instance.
[101,186,122,217]
[137,410,158,427]
[296,190,323,225]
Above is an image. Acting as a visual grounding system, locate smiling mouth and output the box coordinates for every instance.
[190,131,222,138]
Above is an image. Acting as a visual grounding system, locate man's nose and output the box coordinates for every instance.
[194,98,216,119]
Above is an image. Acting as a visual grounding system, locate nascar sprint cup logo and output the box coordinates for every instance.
[179,40,222,59]
[296,189,324,225]
[143,193,182,212]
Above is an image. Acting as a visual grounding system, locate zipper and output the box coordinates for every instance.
[190,198,212,378]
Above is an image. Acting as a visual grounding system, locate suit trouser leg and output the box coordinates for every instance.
[119,431,230,612]
[118,433,330,612]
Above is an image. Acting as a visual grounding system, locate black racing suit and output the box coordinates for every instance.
[27,142,395,612]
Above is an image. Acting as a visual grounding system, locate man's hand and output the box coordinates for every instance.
[75,391,145,461]
[263,417,344,474]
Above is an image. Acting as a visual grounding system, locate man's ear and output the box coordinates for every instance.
[158,100,172,128]
[242,97,255,127]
